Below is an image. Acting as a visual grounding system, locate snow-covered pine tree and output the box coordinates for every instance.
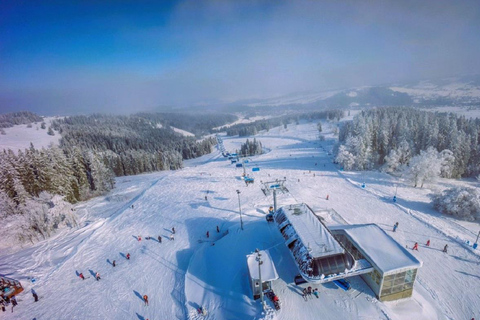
[432,187,480,221]
[405,147,442,188]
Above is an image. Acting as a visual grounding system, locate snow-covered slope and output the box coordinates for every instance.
[0,121,479,320]
[0,117,61,152]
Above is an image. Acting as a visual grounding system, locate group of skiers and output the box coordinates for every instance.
[393,222,449,253]
[136,227,177,243]
[0,294,17,313]
[206,226,221,238]
[73,226,180,311]
[301,286,319,301]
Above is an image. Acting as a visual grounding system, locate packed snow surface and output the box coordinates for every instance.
[0,121,479,320]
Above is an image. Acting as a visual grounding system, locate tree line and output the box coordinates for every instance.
[220,110,345,137]
[0,112,223,244]
[335,107,480,180]
[239,138,263,157]
[134,112,238,137]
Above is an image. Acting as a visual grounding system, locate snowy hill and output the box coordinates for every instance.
[0,121,479,320]
[237,75,480,112]
[0,117,61,152]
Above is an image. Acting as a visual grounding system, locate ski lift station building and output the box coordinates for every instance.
[274,203,422,301]
[246,250,279,300]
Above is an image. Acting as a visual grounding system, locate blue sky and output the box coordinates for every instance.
[1,0,480,115]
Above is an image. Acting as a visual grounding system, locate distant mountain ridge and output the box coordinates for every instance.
[233,75,480,109]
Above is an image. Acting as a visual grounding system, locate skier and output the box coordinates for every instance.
[216,226,220,233]
[158,235,162,243]
[143,295,149,306]
[393,222,399,232]
[79,273,85,280]
[426,240,430,247]
[126,253,130,260]
[172,227,175,234]
[206,231,209,238]
[10,295,17,307]
[443,244,448,253]
[112,260,116,267]
[302,288,308,301]
[95,272,101,281]
[412,242,419,251]
[32,289,39,302]
[313,288,319,298]
[307,286,313,298]
[170,234,175,241]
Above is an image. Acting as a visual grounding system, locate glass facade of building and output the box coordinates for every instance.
[380,269,417,298]
[333,230,419,301]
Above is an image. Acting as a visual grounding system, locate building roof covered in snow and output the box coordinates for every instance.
[330,224,422,274]
[278,203,344,258]
[246,250,279,281]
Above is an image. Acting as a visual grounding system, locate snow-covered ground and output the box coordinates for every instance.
[212,115,273,130]
[0,117,61,152]
[0,121,479,320]
[172,127,195,137]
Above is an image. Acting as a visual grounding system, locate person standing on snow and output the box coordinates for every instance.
[172,227,175,234]
[79,273,85,280]
[158,235,162,243]
[302,288,308,301]
[143,295,149,306]
[112,260,116,267]
[307,286,313,298]
[32,289,39,302]
[426,240,430,247]
[126,253,130,260]
[313,288,319,298]
[412,242,419,251]
[443,244,448,253]
[216,226,220,233]
[206,231,209,238]
[11,295,17,307]
[170,234,175,241]
[95,272,101,281]
[393,222,399,232]
[138,235,142,241]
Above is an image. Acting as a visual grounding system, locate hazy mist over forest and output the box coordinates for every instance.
[1,0,480,115]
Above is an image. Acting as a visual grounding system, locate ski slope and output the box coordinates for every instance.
[0,121,479,320]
